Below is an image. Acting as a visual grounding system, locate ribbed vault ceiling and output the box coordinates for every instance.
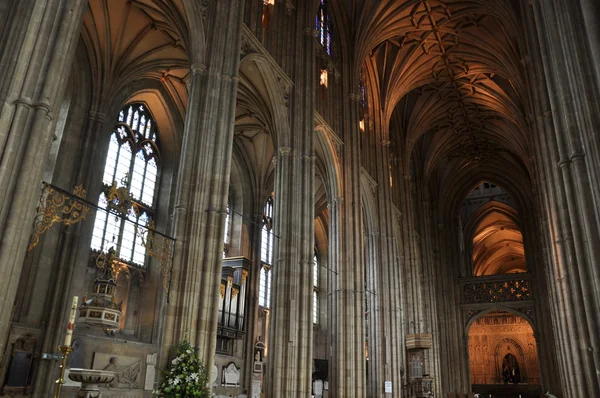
[336,0,530,203]
[82,0,190,113]
[472,211,526,276]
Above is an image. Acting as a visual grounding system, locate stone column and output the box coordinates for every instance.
[243,212,264,391]
[265,146,315,397]
[579,0,600,87]
[162,0,245,370]
[0,0,88,360]
[523,1,600,396]
[328,92,366,398]
[368,139,407,398]
[263,3,316,397]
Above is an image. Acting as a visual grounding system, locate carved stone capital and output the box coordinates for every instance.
[88,110,107,122]
[191,63,207,74]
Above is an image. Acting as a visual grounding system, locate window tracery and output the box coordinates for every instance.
[259,195,274,308]
[90,103,160,267]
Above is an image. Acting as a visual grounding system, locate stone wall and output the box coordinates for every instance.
[468,312,540,385]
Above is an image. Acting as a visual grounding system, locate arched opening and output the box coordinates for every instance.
[468,310,541,397]
[502,354,520,384]
[461,182,526,276]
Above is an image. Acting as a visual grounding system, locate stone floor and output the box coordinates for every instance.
[472,384,542,398]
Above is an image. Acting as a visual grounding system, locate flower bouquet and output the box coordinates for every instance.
[154,340,210,398]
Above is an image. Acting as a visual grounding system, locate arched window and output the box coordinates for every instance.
[261,195,274,264]
[316,0,332,55]
[359,72,367,110]
[259,195,274,308]
[259,265,271,308]
[90,103,160,267]
[223,201,231,258]
[313,250,319,324]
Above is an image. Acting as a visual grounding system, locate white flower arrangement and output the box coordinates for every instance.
[153,340,210,398]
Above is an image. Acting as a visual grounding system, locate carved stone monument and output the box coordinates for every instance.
[221,362,240,387]
[92,353,142,390]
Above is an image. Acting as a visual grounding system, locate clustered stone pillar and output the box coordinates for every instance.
[0,0,88,361]
[365,138,408,398]
[522,0,600,396]
[263,3,316,397]
[162,0,245,371]
[328,91,366,398]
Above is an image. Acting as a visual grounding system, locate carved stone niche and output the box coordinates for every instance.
[253,338,265,374]
[2,334,36,395]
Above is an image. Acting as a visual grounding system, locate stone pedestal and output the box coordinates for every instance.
[68,369,116,398]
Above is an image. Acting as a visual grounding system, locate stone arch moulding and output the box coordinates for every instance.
[239,25,293,149]
[315,113,343,201]
[463,306,536,336]
[492,337,528,384]
[360,166,378,235]
[463,201,520,247]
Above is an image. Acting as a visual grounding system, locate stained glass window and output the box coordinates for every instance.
[316,0,332,55]
[90,103,160,267]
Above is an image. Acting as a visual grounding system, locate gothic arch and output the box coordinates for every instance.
[238,53,291,150]
[179,0,206,64]
[465,307,537,335]
[315,125,342,202]
[463,201,525,276]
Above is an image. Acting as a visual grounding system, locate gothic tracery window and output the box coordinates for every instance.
[259,195,274,308]
[316,0,332,55]
[90,103,160,267]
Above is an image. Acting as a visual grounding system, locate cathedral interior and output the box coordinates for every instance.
[0,0,599,397]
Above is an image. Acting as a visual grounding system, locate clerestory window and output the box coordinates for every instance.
[316,0,333,55]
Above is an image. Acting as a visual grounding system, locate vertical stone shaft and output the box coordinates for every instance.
[329,80,366,397]
[370,139,406,397]
[265,2,316,396]
[0,0,87,360]
[163,1,244,369]
[525,1,600,395]
[243,212,264,391]
[416,195,443,395]
[521,5,572,396]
